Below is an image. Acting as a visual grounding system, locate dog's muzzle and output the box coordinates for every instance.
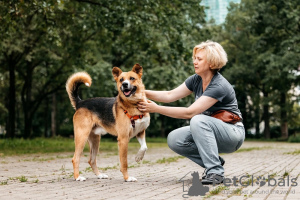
[121,82,137,97]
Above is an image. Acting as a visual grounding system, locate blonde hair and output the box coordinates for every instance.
[193,40,228,70]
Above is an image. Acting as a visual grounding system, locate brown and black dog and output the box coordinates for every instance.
[66,64,150,182]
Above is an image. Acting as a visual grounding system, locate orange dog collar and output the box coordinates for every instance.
[124,110,144,128]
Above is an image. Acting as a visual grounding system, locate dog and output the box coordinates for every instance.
[66,63,150,182]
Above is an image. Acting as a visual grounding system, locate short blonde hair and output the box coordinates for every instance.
[193,40,228,70]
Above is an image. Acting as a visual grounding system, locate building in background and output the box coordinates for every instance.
[201,0,241,24]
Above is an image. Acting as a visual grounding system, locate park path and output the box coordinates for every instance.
[0,141,299,200]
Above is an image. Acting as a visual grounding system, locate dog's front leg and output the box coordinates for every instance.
[135,130,147,162]
[118,135,137,182]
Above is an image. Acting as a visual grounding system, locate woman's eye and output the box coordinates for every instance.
[130,77,135,80]
[120,78,124,82]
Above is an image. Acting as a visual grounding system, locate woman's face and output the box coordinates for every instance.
[193,50,211,75]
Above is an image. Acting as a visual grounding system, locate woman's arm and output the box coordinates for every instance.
[145,83,192,103]
[138,96,218,119]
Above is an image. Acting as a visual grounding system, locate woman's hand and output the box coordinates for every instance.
[138,100,158,113]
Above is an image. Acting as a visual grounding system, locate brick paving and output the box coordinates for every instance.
[0,141,299,200]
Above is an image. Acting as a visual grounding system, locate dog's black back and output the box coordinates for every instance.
[76,97,116,126]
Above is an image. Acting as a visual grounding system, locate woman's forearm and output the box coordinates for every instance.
[153,105,193,119]
[145,90,172,103]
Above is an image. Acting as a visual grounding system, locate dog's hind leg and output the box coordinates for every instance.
[135,130,148,162]
[88,132,108,179]
[72,110,93,181]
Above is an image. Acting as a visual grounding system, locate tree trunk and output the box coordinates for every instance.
[240,92,248,132]
[7,61,16,138]
[24,116,33,139]
[263,91,270,139]
[255,104,260,136]
[51,93,57,137]
[44,97,49,137]
[280,92,288,139]
[23,68,33,138]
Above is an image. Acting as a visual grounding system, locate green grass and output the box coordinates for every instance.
[244,134,300,143]
[235,146,272,153]
[0,180,8,185]
[0,137,169,156]
[155,156,184,164]
[232,187,243,195]
[209,185,228,195]
[33,179,39,183]
[17,176,28,182]
[285,149,300,155]
[283,171,289,178]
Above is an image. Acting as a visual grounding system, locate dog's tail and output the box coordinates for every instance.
[66,72,92,110]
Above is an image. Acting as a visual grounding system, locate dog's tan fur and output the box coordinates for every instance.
[66,64,150,182]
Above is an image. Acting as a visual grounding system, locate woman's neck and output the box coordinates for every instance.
[198,71,216,91]
[198,71,215,85]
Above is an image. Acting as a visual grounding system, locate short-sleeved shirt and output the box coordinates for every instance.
[185,72,242,119]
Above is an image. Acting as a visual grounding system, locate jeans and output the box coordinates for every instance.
[167,114,245,176]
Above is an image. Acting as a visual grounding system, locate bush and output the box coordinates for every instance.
[288,134,300,143]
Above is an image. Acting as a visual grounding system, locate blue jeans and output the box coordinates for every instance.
[167,114,245,176]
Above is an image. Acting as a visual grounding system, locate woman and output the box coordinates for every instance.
[138,41,245,185]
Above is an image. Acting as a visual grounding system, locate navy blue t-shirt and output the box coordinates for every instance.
[185,72,242,119]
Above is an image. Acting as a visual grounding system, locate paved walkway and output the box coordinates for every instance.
[0,141,299,200]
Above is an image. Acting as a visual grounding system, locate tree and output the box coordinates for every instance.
[1,0,208,138]
[220,0,300,139]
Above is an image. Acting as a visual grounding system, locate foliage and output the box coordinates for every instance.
[0,0,206,138]
[288,134,300,143]
[217,0,300,138]
[0,0,299,139]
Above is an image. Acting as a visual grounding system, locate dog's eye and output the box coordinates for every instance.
[120,78,124,82]
[130,77,135,81]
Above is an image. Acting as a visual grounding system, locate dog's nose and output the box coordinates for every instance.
[122,82,128,88]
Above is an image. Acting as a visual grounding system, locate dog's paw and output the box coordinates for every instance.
[125,177,137,182]
[75,176,86,181]
[135,149,147,162]
[97,174,108,179]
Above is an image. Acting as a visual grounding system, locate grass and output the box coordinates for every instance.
[209,185,228,195]
[0,180,8,185]
[33,179,39,183]
[17,176,28,182]
[232,187,243,195]
[235,146,272,153]
[156,156,184,164]
[0,137,169,156]
[285,149,300,155]
[283,171,289,178]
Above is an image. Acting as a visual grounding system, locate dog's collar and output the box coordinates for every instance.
[124,110,144,128]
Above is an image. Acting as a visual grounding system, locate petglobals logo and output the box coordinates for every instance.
[179,171,210,198]
[179,171,298,198]
[224,175,298,187]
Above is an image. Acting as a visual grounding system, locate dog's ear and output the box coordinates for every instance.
[132,63,143,77]
[112,67,122,81]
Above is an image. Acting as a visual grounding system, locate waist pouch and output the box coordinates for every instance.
[211,110,241,124]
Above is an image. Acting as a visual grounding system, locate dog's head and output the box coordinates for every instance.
[112,64,145,101]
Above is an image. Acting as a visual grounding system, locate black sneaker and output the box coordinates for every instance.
[201,156,225,179]
[201,173,224,185]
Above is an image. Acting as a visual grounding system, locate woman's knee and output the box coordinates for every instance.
[190,115,210,131]
[167,127,191,152]
[167,130,177,151]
